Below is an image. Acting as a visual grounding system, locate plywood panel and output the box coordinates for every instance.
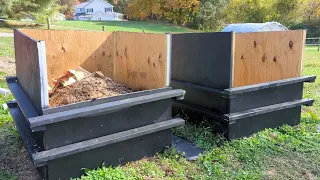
[171,32,234,89]
[115,32,167,90]
[233,30,305,87]
[20,29,114,81]
[14,29,48,114]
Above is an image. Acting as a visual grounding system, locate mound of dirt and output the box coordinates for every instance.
[49,76,132,107]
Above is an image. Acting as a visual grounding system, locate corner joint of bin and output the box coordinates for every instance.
[6,76,18,83]
[304,75,317,83]
[32,154,48,168]
[6,100,17,108]
[174,89,186,100]
[303,98,314,106]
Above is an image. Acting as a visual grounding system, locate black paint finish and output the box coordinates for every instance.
[43,99,172,149]
[171,79,229,114]
[171,76,315,114]
[227,106,302,139]
[7,76,186,180]
[229,82,304,113]
[47,130,172,180]
[171,76,316,139]
[171,32,234,89]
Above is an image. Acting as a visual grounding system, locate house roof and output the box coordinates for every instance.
[75,2,89,8]
[75,0,114,9]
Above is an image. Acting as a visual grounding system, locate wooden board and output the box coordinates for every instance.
[115,32,167,90]
[233,30,306,87]
[171,32,234,89]
[20,29,114,81]
[14,29,48,114]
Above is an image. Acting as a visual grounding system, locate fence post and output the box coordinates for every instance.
[46,18,51,30]
[318,37,320,52]
[102,25,106,31]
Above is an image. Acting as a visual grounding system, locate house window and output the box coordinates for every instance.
[105,7,112,12]
[86,8,93,13]
[80,8,85,12]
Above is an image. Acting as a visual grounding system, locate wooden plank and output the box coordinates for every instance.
[115,32,167,90]
[14,29,48,114]
[20,29,114,82]
[233,30,305,87]
[171,32,234,89]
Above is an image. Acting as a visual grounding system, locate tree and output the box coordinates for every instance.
[125,0,163,20]
[302,0,320,21]
[225,0,304,25]
[162,0,200,25]
[226,0,277,23]
[125,0,199,25]
[0,0,13,17]
[60,0,77,19]
[273,0,302,25]
[191,0,229,30]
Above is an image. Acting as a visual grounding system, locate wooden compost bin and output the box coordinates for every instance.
[7,29,185,180]
[170,30,316,139]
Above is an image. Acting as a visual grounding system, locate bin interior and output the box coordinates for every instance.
[14,28,169,114]
[14,29,306,115]
[171,30,306,89]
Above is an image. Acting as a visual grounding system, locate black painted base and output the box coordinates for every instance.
[171,76,316,140]
[174,98,313,140]
[47,130,172,179]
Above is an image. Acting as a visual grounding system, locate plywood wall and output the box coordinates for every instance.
[233,30,306,87]
[19,29,168,91]
[14,29,48,115]
[115,32,167,90]
[20,29,114,81]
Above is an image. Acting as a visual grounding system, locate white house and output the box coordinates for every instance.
[74,0,123,21]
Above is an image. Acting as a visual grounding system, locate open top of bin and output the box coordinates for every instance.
[171,30,306,89]
[14,28,171,115]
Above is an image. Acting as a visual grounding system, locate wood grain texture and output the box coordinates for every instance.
[14,29,47,115]
[20,29,114,81]
[233,30,306,87]
[115,32,167,90]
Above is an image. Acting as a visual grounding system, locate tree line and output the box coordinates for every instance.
[120,0,319,36]
[1,0,319,36]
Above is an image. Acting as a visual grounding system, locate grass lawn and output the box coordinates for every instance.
[0,20,193,33]
[0,27,13,33]
[53,20,193,33]
[0,37,14,60]
[0,34,319,179]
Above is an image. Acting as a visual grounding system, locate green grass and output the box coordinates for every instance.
[53,20,192,33]
[0,40,319,179]
[0,20,193,33]
[0,27,13,33]
[0,37,14,59]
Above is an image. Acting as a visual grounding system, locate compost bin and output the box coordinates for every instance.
[8,29,185,180]
[169,30,316,139]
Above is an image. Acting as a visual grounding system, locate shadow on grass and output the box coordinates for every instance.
[0,20,44,30]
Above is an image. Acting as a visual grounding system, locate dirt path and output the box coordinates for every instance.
[0,32,13,37]
[0,57,15,75]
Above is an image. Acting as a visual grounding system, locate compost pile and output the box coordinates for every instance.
[49,68,132,107]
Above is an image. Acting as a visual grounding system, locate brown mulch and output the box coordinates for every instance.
[49,76,133,107]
